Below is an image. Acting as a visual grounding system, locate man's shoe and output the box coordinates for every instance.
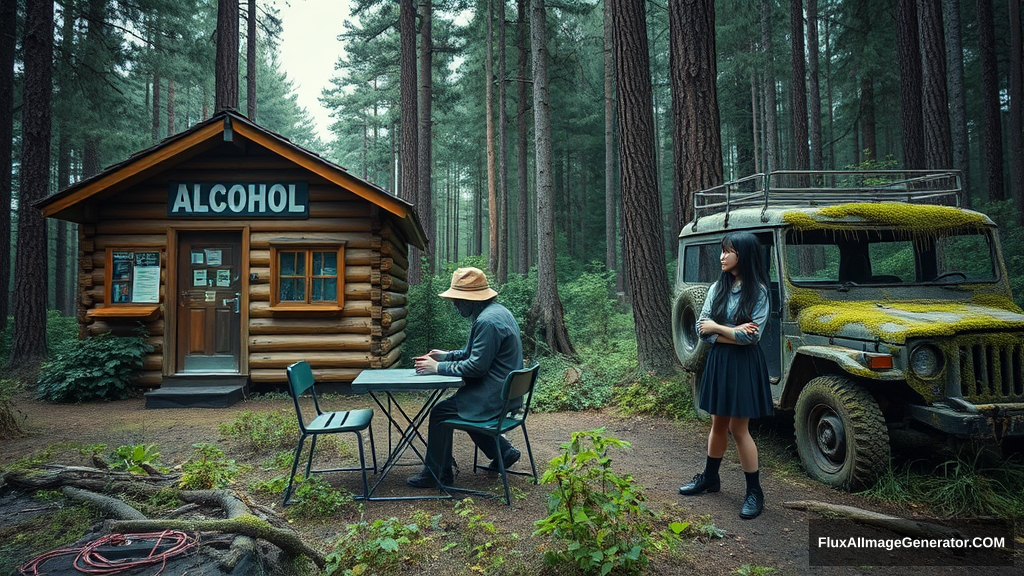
[678,472,721,495]
[739,490,764,519]
[483,446,521,472]
[405,470,453,489]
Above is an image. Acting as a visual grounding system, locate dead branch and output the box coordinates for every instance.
[783,500,965,540]
[108,517,326,568]
[60,486,146,520]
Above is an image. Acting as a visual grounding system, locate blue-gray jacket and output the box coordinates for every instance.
[697,280,769,345]
[436,301,524,421]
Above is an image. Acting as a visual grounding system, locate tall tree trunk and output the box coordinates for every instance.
[247,0,257,120]
[918,0,951,169]
[751,71,760,171]
[497,0,509,285]
[761,0,778,173]
[943,0,969,204]
[167,80,176,135]
[604,0,617,281]
[977,0,1005,202]
[860,77,876,161]
[485,0,498,276]
[612,0,674,374]
[517,0,530,274]
[474,152,482,255]
[416,0,434,282]
[215,0,240,112]
[399,0,419,279]
[152,73,161,141]
[669,0,722,234]
[527,0,574,356]
[0,0,16,333]
[1010,0,1024,222]
[897,0,925,170]
[790,0,809,170]
[10,0,54,369]
[55,136,71,316]
[806,0,823,170]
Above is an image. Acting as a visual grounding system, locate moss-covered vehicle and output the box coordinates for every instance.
[672,171,1024,490]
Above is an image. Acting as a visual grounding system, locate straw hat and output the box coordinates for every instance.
[438,267,498,301]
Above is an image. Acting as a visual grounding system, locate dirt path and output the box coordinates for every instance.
[1,394,1019,575]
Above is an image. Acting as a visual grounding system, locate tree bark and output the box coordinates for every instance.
[604,0,617,281]
[1010,0,1024,222]
[247,0,257,120]
[943,0,968,205]
[399,0,419,280]
[55,136,70,316]
[417,0,434,281]
[517,0,530,274]
[215,0,240,112]
[497,0,509,285]
[167,79,176,134]
[612,0,675,374]
[761,0,778,173]
[897,0,925,170]
[0,0,16,334]
[669,0,722,234]
[152,73,161,141]
[486,0,498,276]
[790,0,809,170]
[9,0,54,369]
[918,0,951,169]
[977,0,1005,202]
[806,0,823,170]
[860,77,876,161]
[528,0,575,356]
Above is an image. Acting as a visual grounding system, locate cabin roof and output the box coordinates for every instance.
[34,110,427,249]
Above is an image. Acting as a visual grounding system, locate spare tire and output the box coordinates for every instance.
[672,285,710,372]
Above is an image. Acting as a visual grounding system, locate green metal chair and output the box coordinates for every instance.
[441,363,540,505]
[283,361,377,504]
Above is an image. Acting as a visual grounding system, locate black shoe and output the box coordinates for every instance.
[739,490,764,519]
[483,446,521,472]
[678,472,721,495]
[405,470,453,489]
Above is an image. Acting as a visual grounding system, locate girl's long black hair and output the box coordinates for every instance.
[709,232,770,324]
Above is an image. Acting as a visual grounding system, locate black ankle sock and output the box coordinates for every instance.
[704,456,722,479]
[744,469,762,494]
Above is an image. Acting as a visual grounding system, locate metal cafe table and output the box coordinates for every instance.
[351,368,464,500]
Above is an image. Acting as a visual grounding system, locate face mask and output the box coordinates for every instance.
[453,300,474,318]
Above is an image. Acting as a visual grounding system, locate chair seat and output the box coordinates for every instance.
[308,408,374,433]
[442,416,523,435]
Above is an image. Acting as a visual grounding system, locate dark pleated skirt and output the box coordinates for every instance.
[699,342,774,419]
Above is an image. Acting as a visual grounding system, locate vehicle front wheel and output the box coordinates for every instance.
[794,376,890,491]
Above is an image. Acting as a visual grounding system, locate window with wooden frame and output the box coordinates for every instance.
[89,248,163,321]
[270,242,345,311]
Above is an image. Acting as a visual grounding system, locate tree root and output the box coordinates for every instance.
[783,500,966,540]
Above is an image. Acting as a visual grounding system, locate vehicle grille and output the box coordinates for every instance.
[957,339,1024,402]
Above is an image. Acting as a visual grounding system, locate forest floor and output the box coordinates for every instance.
[0,392,1020,576]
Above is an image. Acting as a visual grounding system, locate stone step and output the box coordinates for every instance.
[144,383,248,409]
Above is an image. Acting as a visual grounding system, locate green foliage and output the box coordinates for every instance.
[46,310,81,357]
[559,266,632,347]
[0,378,25,439]
[736,565,778,576]
[178,443,239,490]
[533,339,638,412]
[400,262,470,367]
[35,330,153,403]
[453,499,521,574]
[0,498,100,576]
[249,474,290,495]
[219,409,299,452]
[286,476,353,520]
[109,443,163,474]
[615,371,695,420]
[534,428,677,576]
[325,514,428,576]
[974,200,1024,309]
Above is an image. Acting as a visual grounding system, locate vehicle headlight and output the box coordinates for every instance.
[910,345,943,378]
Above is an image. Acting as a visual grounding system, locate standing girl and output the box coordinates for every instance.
[678,231,773,520]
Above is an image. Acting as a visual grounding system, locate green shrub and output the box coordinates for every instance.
[560,265,631,346]
[179,443,239,490]
[35,329,152,403]
[219,409,299,451]
[109,443,163,474]
[400,262,470,367]
[534,428,677,576]
[286,476,353,520]
[0,378,24,439]
[326,515,427,576]
[615,371,695,420]
[452,499,521,574]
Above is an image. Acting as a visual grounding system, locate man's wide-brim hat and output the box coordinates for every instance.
[439,267,498,301]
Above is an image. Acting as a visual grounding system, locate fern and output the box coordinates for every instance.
[35,329,152,403]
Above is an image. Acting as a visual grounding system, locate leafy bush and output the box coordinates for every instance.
[0,378,24,440]
[534,428,677,576]
[615,371,695,420]
[532,340,638,412]
[109,443,162,474]
[286,476,353,520]
[179,443,239,490]
[35,330,152,403]
[326,515,427,576]
[452,499,521,574]
[559,265,631,346]
[219,409,299,451]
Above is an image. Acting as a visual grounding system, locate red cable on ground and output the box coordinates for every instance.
[18,530,200,576]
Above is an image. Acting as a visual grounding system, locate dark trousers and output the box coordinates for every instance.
[423,396,512,476]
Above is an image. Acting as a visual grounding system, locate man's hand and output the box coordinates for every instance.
[414,356,439,375]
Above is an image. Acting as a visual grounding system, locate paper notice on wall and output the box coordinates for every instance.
[216,269,231,287]
[205,249,223,266]
[193,269,207,286]
[132,266,160,303]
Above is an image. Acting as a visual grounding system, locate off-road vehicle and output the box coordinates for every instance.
[671,171,1024,490]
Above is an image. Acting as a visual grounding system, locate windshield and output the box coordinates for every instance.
[784,228,998,286]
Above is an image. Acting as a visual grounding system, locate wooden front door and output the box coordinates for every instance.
[176,231,242,373]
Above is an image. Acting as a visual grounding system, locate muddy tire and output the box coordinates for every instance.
[672,285,710,372]
[689,370,710,421]
[794,376,890,491]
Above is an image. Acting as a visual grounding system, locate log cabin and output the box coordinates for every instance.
[35,111,426,408]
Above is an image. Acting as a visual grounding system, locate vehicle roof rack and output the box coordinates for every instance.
[692,170,962,227]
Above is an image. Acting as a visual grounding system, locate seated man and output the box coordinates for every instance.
[408,267,524,488]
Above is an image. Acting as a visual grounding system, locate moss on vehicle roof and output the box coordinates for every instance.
[782,203,989,233]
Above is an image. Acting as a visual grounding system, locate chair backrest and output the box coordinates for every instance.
[499,363,540,425]
[286,360,322,432]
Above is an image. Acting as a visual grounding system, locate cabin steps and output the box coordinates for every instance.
[144,375,249,409]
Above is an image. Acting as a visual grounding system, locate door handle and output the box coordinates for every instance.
[222,293,241,313]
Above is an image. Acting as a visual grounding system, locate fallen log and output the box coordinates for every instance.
[109,516,327,568]
[60,486,146,520]
[783,500,966,540]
